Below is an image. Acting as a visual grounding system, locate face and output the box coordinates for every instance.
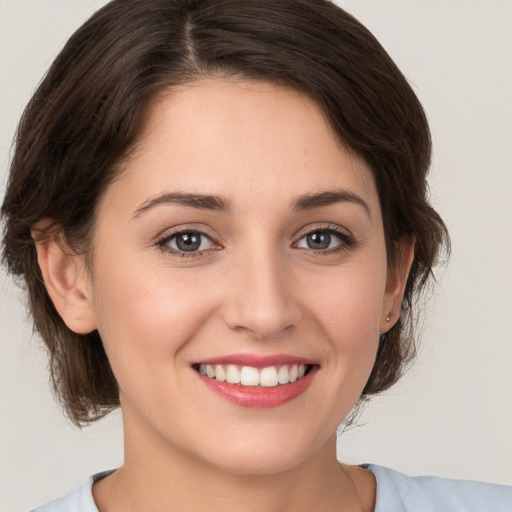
[80,80,404,474]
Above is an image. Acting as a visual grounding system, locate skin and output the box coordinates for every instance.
[36,79,413,512]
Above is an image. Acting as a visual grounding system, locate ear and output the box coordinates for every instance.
[380,237,415,333]
[32,219,97,334]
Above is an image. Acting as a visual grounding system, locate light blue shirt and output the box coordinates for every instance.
[31,464,512,511]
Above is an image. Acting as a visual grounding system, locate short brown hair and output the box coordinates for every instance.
[1,0,449,426]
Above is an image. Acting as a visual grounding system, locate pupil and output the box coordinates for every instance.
[307,232,330,250]
[177,232,201,251]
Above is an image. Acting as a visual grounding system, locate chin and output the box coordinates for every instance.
[209,450,307,476]
[195,426,330,476]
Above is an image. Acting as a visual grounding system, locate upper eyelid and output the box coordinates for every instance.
[161,230,213,244]
[156,225,219,244]
[294,223,353,241]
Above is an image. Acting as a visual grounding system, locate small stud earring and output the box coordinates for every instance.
[386,315,390,323]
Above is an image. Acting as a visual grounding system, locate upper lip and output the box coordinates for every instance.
[191,354,318,368]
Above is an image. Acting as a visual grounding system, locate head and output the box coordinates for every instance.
[2,0,448,432]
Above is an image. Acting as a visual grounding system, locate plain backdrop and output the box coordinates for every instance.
[1,1,511,511]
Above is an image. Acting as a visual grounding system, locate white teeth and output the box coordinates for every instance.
[198,363,309,387]
[240,366,260,386]
[215,364,226,382]
[226,364,241,384]
[278,365,290,384]
[260,366,279,387]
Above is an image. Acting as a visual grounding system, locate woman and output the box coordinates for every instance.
[1,0,511,510]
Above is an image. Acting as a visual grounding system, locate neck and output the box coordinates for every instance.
[93,422,367,512]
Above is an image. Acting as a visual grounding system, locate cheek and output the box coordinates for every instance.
[89,253,219,380]
[300,260,386,387]
[305,262,387,339]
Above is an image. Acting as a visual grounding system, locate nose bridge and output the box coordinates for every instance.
[222,236,302,340]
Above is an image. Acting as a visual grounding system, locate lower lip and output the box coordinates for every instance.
[197,367,317,408]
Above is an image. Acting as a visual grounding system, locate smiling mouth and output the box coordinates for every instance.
[193,363,313,388]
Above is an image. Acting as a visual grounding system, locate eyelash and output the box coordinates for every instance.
[294,225,355,255]
[156,225,355,259]
[156,228,218,259]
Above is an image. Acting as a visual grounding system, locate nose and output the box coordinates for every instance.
[222,247,303,340]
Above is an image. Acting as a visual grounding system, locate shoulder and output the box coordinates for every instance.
[29,471,113,512]
[364,464,512,512]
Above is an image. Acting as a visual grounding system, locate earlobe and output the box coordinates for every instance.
[381,237,415,332]
[32,221,97,334]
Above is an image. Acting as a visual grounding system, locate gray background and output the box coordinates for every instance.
[1,1,511,510]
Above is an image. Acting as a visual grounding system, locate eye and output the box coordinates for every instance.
[295,228,352,251]
[160,230,214,253]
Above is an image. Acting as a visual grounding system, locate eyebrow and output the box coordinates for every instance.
[132,192,232,218]
[132,188,370,219]
[292,189,371,218]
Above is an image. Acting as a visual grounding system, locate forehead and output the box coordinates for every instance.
[104,79,379,217]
